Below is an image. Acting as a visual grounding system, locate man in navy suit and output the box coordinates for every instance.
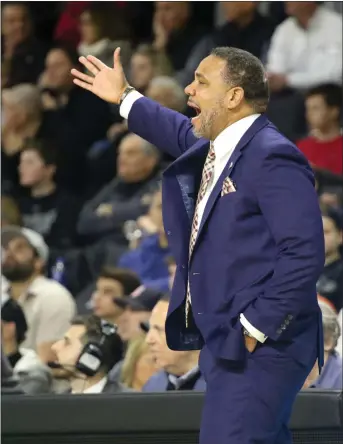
[72,46,325,444]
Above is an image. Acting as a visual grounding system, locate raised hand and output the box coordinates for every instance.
[71,47,129,104]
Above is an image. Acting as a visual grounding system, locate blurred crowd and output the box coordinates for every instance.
[1,1,342,396]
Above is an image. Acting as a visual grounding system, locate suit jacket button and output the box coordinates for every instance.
[276,329,282,335]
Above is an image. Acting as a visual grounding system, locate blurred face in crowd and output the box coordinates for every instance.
[221,2,256,24]
[92,277,125,321]
[52,325,85,372]
[146,83,185,112]
[2,236,41,282]
[322,216,342,258]
[2,95,28,132]
[146,300,196,375]
[79,10,100,45]
[44,49,74,90]
[285,2,318,20]
[305,94,340,132]
[117,134,157,183]
[185,55,239,140]
[130,53,155,92]
[155,2,190,33]
[2,4,31,44]
[117,308,151,342]
[19,149,55,188]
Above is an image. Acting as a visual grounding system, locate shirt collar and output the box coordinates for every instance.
[212,114,260,162]
[168,366,200,390]
[81,376,108,394]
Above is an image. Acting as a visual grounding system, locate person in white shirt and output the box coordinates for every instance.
[1,226,76,363]
[51,314,127,394]
[267,2,342,92]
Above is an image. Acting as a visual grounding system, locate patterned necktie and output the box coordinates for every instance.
[185,142,216,327]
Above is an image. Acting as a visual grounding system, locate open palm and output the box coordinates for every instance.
[71,47,129,104]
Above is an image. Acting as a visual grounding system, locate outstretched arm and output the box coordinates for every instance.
[71,48,198,159]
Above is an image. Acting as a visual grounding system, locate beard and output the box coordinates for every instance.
[2,261,35,283]
[192,99,226,139]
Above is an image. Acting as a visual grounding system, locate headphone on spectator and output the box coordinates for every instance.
[74,323,118,377]
[48,323,119,378]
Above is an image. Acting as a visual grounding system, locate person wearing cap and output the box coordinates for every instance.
[1,226,76,363]
[115,285,163,342]
[317,208,343,312]
[143,294,205,392]
[1,298,53,394]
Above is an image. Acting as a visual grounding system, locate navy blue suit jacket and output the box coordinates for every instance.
[127,97,325,368]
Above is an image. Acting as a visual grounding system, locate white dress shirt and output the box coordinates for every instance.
[267,5,342,89]
[120,94,267,343]
[76,376,107,394]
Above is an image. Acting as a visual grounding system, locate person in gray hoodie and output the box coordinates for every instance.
[1,298,52,394]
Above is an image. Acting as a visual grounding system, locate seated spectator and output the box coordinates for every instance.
[39,44,112,193]
[303,299,342,389]
[77,2,132,72]
[119,189,170,292]
[16,138,81,250]
[90,267,140,328]
[143,294,205,392]
[266,2,342,140]
[177,1,275,87]
[267,2,342,92]
[146,76,187,114]
[297,84,342,176]
[77,133,161,251]
[109,335,159,391]
[1,298,52,394]
[1,195,22,227]
[317,208,343,312]
[1,226,76,363]
[54,2,88,48]
[1,348,24,395]
[116,286,163,342]
[1,2,49,88]
[152,2,207,72]
[129,44,173,95]
[1,84,48,195]
[52,315,127,394]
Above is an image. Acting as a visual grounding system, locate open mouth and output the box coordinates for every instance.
[188,101,202,122]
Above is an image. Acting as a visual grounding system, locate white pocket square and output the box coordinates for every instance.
[221,177,236,196]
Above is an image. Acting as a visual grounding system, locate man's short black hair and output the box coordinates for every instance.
[211,47,269,114]
[306,83,342,112]
[71,315,124,372]
[22,138,59,167]
[98,267,141,296]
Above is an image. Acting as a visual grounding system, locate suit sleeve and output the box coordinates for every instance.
[242,146,325,342]
[123,94,198,159]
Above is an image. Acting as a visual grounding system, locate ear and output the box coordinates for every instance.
[226,86,245,110]
[47,165,56,177]
[34,257,45,274]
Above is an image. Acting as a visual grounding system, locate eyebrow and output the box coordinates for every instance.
[195,72,207,81]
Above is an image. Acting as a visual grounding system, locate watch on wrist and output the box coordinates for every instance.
[119,86,136,105]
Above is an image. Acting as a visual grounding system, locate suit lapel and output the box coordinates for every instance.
[164,138,209,223]
[197,114,269,240]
